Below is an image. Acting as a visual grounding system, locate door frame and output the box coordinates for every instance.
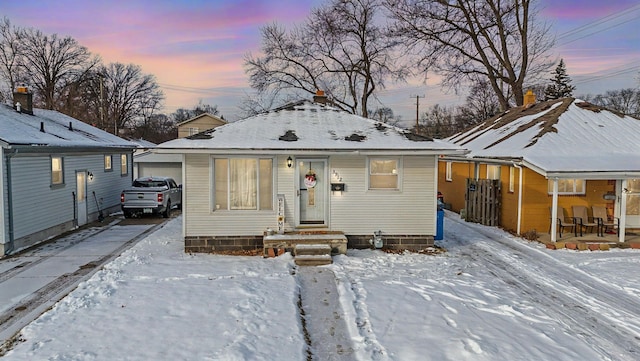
[294,158,329,228]
[76,170,88,226]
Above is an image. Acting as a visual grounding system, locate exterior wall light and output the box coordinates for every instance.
[287,156,293,168]
[88,171,94,181]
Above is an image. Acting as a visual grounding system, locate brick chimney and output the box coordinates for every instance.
[313,90,327,104]
[523,89,536,108]
[13,86,34,115]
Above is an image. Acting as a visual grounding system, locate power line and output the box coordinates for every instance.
[557,3,640,41]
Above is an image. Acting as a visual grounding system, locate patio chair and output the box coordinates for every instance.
[572,205,598,236]
[549,207,577,238]
[592,205,619,237]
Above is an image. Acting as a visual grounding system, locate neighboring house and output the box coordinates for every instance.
[132,113,227,184]
[130,138,182,184]
[155,95,466,253]
[176,113,226,138]
[439,93,640,242]
[1,89,137,255]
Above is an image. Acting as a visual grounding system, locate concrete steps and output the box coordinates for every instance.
[294,244,332,266]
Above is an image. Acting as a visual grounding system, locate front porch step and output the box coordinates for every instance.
[263,231,348,259]
[294,244,332,266]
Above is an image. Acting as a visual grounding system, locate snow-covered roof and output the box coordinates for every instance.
[129,138,157,148]
[447,98,640,177]
[0,104,136,149]
[157,101,466,155]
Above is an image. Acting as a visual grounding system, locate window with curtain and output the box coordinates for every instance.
[547,178,585,195]
[509,166,515,192]
[369,158,399,190]
[51,156,64,185]
[104,155,112,171]
[121,154,128,175]
[214,158,273,210]
[487,164,501,180]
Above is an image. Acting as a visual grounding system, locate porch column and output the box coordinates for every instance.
[550,178,559,243]
[619,179,628,243]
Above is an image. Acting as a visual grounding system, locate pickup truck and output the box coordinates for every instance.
[120,177,182,218]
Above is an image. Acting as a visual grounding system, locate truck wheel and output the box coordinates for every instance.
[163,202,171,218]
[124,211,132,219]
[177,201,182,210]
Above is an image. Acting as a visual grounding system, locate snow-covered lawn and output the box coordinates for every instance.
[4,214,640,360]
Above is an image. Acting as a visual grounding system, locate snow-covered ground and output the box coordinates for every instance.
[4,213,640,360]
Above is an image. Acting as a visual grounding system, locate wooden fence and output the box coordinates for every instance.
[465,179,501,226]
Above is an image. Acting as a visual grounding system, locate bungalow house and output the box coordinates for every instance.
[133,113,228,184]
[439,93,640,243]
[155,94,466,255]
[1,88,137,255]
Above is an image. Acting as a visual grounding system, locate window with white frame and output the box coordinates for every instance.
[487,164,501,180]
[509,166,515,192]
[445,161,452,181]
[104,155,112,171]
[51,156,64,185]
[121,154,128,175]
[188,127,199,135]
[214,158,273,210]
[369,158,399,190]
[547,178,586,195]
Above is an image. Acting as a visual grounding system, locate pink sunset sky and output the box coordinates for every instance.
[1,0,639,122]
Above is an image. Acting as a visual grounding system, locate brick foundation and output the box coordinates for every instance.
[185,235,263,253]
[185,233,435,253]
[347,234,435,251]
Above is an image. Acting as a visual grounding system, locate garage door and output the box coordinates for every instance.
[137,162,182,184]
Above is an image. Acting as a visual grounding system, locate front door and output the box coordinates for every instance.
[297,159,327,227]
[76,171,87,226]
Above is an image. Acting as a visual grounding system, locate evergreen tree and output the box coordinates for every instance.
[544,59,575,100]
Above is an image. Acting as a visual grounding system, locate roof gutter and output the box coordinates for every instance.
[152,148,469,156]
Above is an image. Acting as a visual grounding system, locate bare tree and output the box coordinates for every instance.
[456,79,501,129]
[172,100,221,124]
[0,17,24,103]
[90,63,164,134]
[589,89,640,118]
[245,0,405,117]
[385,0,554,110]
[19,27,99,109]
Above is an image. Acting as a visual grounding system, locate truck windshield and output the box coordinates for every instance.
[132,180,167,188]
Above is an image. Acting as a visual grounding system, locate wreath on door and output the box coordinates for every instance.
[304,170,317,188]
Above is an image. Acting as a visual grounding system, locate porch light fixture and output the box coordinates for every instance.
[287,156,293,168]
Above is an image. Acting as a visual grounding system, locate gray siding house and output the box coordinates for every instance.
[1,90,137,255]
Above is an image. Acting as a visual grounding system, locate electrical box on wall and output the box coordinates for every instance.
[331,183,345,192]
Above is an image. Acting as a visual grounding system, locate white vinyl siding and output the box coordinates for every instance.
[331,155,436,234]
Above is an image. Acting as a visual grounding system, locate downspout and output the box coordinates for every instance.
[4,149,17,255]
[513,163,523,235]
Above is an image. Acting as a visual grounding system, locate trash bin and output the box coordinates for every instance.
[435,209,444,241]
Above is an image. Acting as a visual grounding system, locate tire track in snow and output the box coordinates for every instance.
[445,216,640,361]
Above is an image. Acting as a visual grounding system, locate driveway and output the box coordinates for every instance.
[0,212,177,350]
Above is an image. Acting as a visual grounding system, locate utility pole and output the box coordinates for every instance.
[410,95,425,130]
